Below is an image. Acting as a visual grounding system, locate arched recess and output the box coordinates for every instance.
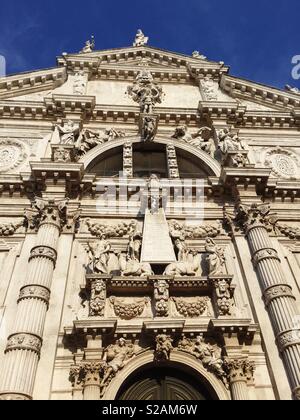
[103,350,230,401]
[80,136,221,177]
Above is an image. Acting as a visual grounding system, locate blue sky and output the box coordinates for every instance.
[0,0,299,90]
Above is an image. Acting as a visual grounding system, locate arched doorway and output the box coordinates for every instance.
[116,365,217,401]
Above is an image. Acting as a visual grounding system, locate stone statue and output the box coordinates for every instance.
[133,29,149,47]
[80,36,95,53]
[172,125,214,156]
[87,237,111,274]
[205,238,226,276]
[163,249,200,276]
[218,128,244,155]
[76,128,125,155]
[73,71,87,95]
[53,120,80,145]
[168,220,188,261]
[193,336,226,382]
[101,338,137,389]
[89,279,106,316]
[192,51,207,60]
[142,116,156,141]
[155,335,173,361]
[118,253,153,277]
[285,85,300,95]
[127,70,163,113]
[213,278,233,316]
[154,279,169,317]
[127,231,142,261]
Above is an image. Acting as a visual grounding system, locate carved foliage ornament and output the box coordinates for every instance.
[0,221,23,236]
[110,296,150,319]
[6,333,42,355]
[168,219,224,240]
[0,139,28,173]
[172,296,210,317]
[86,219,137,238]
[265,147,299,179]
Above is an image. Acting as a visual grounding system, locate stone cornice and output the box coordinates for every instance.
[44,94,96,116]
[57,45,228,76]
[0,68,66,100]
[221,74,300,110]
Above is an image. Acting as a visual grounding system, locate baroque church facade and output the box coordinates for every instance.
[0,30,300,400]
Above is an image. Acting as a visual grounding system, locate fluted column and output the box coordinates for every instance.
[225,358,253,400]
[237,203,300,400]
[0,200,67,400]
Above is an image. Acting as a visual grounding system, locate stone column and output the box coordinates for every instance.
[0,199,68,400]
[236,203,300,400]
[225,358,253,400]
[81,362,102,401]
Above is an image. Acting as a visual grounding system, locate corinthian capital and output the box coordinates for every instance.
[24,197,80,233]
[225,202,277,234]
[224,357,255,383]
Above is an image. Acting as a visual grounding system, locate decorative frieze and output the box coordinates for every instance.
[252,248,281,268]
[18,285,51,305]
[6,333,42,355]
[29,245,57,264]
[263,284,295,307]
[276,330,300,352]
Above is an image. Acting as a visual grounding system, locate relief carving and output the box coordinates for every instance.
[0,221,23,236]
[100,338,138,393]
[90,279,106,316]
[172,125,214,156]
[127,70,164,113]
[76,128,125,156]
[110,296,150,319]
[155,335,173,362]
[172,296,210,317]
[87,239,111,275]
[211,278,235,316]
[178,336,227,385]
[205,238,226,276]
[154,279,169,317]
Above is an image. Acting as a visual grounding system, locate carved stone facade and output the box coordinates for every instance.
[0,33,299,401]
